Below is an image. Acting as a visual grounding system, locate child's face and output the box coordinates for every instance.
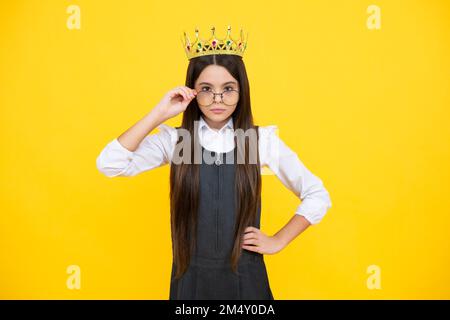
[194,65,239,126]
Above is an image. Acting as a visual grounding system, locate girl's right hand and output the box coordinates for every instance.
[153,86,197,121]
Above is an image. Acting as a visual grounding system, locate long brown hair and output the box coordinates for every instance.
[169,54,261,279]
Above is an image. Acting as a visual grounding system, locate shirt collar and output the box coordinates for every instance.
[198,115,234,134]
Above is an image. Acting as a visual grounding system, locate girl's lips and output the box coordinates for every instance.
[210,109,226,114]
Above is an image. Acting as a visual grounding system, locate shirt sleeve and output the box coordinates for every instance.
[96,124,177,177]
[259,125,332,224]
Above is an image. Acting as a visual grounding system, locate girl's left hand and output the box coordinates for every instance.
[241,226,285,255]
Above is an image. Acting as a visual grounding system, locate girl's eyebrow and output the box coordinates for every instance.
[198,81,238,86]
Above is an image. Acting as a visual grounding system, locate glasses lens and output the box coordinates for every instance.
[223,90,239,106]
[197,92,214,106]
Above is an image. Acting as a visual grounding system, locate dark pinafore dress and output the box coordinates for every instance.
[169,145,274,300]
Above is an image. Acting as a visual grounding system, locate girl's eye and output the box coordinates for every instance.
[201,86,235,91]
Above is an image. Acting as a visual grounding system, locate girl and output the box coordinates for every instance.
[96,29,332,300]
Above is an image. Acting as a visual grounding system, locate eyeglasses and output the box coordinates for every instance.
[196,89,240,107]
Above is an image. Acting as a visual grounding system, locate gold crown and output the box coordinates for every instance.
[181,26,248,60]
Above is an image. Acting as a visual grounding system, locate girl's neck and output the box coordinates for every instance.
[203,116,231,132]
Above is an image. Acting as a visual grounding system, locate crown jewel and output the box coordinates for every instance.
[181,26,248,60]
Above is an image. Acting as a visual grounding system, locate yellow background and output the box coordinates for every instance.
[1,0,449,299]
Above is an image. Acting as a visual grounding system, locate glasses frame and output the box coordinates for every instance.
[196,89,240,107]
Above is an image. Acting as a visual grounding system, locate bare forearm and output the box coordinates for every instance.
[274,214,311,248]
[117,109,166,152]
[113,85,197,152]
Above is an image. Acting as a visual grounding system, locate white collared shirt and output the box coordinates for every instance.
[197,115,235,154]
[96,116,332,224]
